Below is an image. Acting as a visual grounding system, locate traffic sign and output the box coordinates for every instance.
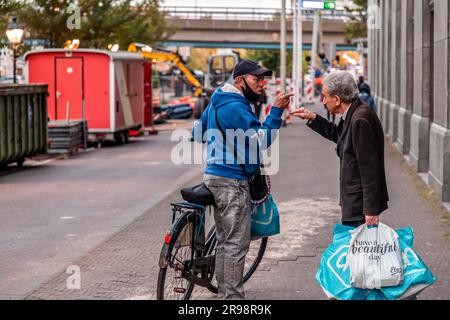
[324,1,336,10]
[300,0,336,10]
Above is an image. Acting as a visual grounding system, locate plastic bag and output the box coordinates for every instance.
[250,194,280,241]
[315,224,371,300]
[316,224,436,300]
[380,227,436,300]
[347,223,403,289]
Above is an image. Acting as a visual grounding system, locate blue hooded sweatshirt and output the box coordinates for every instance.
[192,84,284,180]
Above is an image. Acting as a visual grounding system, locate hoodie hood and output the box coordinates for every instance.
[210,85,251,111]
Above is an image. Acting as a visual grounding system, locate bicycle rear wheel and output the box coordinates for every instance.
[157,217,196,300]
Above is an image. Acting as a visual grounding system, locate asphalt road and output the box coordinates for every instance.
[0,129,202,298]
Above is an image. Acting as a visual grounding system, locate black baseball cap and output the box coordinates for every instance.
[232,59,273,79]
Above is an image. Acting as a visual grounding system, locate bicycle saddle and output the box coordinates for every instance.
[180,183,216,206]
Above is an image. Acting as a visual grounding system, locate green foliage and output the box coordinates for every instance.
[186,48,218,72]
[245,49,284,76]
[0,0,21,17]
[17,0,73,48]
[4,0,174,50]
[114,0,176,50]
[244,48,308,78]
[0,0,24,45]
[344,0,368,43]
[74,0,174,49]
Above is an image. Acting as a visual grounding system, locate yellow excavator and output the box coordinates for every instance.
[128,42,203,97]
[129,42,241,119]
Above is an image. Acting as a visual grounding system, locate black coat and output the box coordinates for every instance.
[307,98,389,222]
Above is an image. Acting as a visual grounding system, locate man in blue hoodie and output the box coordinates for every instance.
[192,59,293,299]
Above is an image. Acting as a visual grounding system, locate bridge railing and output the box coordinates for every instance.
[161,6,361,21]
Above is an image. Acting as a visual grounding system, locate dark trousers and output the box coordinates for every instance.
[342,220,366,228]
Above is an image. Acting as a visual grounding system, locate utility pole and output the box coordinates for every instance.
[297,1,303,107]
[310,10,321,98]
[293,0,304,109]
[12,47,17,84]
[280,0,287,93]
[292,0,297,107]
[280,0,287,125]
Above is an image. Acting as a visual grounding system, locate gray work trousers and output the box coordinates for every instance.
[203,174,252,300]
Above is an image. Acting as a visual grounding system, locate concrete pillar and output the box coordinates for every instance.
[380,0,391,133]
[368,0,374,89]
[389,0,401,144]
[378,0,386,122]
[429,0,450,201]
[410,0,431,173]
[397,0,414,155]
[373,0,381,105]
[382,0,391,133]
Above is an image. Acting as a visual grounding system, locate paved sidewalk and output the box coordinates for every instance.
[25,103,449,300]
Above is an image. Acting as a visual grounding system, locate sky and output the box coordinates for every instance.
[160,0,356,10]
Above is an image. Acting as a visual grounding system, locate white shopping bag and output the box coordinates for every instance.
[347,223,404,289]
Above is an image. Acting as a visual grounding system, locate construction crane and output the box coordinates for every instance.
[128,42,203,97]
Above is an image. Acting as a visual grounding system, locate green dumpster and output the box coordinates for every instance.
[0,84,48,168]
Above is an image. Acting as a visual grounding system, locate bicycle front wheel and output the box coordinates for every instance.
[243,237,268,282]
[156,218,196,300]
[205,232,268,294]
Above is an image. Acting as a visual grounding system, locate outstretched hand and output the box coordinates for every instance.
[290,107,317,121]
[273,93,295,110]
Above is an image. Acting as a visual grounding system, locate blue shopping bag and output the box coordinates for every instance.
[250,194,280,240]
[380,227,436,300]
[316,224,436,300]
[315,224,374,300]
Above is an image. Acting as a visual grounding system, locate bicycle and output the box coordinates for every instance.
[156,183,268,300]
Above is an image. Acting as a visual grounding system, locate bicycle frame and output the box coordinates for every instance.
[157,200,268,299]
[159,202,216,288]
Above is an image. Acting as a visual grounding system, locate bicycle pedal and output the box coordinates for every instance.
[174,287,186,294]
[174,264,184,271]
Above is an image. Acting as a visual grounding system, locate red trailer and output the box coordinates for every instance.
[24,49,147,144]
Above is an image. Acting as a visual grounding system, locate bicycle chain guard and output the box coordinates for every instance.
[181,255,215,287]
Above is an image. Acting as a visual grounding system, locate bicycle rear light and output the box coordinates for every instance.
[164,231,172,244]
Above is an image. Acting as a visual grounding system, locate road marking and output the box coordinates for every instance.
[65,234,78,237]
[133,161,163,165]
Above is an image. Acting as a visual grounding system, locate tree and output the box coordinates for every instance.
[344,0,368,43]
[0,0,17,14]
[244,48,308,78]
[186,48,218,72]
[15,0,174,50]
[73,0,136,49]
[17,0,75,48]
[0,0,24,44]
[115,0,176,50]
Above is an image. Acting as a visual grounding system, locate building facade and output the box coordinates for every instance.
[368,0,450,203]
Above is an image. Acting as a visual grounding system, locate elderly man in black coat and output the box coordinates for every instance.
[291,71,389,227]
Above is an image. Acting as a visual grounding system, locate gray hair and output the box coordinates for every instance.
[323,71,359,103]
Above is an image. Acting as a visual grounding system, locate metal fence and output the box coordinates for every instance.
[161,6,360,21]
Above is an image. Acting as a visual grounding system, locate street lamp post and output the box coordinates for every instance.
[6,17,24,84]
